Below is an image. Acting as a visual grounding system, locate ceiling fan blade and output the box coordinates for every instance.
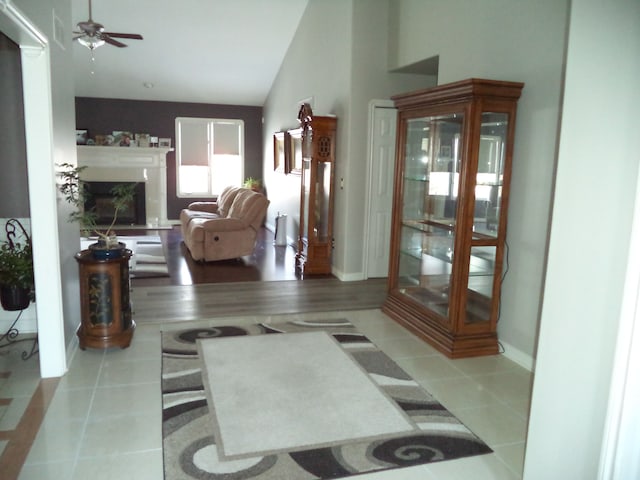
[103,32,143,40]
[101,35,128,48]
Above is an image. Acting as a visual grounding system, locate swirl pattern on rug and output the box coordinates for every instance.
[161,319,491,479]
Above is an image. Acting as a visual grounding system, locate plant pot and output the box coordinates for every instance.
[0,284,31,311]
[89,241,127,260]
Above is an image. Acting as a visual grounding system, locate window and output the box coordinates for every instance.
[175,117,244,197]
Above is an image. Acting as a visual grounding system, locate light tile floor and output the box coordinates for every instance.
[9,309,532,479]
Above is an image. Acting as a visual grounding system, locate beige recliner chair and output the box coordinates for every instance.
[180,186,269,261]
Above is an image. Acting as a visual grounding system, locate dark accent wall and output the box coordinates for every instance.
[75,98,263,219]
[0,32,30,217]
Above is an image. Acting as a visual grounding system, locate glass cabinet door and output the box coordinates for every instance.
[465,112,510,325]
[398,113,464,319]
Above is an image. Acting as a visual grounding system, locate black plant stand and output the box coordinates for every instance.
[0,309,38,360]
[0,218,37,360]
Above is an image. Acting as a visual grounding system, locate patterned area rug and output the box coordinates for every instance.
[161,320,491,479]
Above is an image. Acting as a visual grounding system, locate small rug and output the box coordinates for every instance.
[162,319,491,479]
[133,239,169,278]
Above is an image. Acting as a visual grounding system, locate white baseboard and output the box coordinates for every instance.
[500,339,535,372]
[331,267,365,282]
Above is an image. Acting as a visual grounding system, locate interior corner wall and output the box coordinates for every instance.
[341,0,433,278]
[262,0,352,255]
[263,0,433,278]
[388,0,570,363]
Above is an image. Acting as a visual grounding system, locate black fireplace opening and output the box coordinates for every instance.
[84,182,146,226]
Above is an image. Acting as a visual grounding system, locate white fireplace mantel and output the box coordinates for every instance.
[76,146,173,227]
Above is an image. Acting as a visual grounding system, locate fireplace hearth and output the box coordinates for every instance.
[84,182,146,226]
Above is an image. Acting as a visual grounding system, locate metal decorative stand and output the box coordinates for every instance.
[0,309,38,360]
[0,218,38,360]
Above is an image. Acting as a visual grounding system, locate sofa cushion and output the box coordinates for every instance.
[217,186,242,217]
[187,202,219,214]
[187,217,248,242]
[228,189,269,227]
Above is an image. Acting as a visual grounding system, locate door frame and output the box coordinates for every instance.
[0,1,67,377]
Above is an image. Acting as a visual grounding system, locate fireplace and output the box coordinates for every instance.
[84,181,146,226]
[76,146,172,227]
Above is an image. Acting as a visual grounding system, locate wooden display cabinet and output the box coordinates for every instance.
[75,249,135,349]
[382,78,524,358]
[294,104,337,276]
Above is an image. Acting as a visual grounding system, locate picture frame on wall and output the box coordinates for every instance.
[273,131,287,173]
[287,128,303,176]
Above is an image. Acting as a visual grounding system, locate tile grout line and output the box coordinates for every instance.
[69,349,106,477]
[0,377,59,480]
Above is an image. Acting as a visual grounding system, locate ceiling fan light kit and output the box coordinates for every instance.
[74,0,143,51]
[76,35,105,51]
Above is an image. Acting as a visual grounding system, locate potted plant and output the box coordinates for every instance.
[57,163,136,349]
[243,177,263,193]
[0,236,34,311]
[57,163,137,259]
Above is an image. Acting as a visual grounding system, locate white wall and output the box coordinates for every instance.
[263,0,430,279]
[12,0,81,370]
[262,0,352,251]
[388,0,569,365]
[524,0,640,477]
[338,0,433,279]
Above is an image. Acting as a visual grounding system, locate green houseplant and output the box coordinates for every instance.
[57,162,137,257]
[243,177,263,192]
[57,163,136,349]
[0,236,34,311]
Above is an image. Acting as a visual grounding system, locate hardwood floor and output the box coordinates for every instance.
[122,226,302,286]
[120,226,389,321]
[131,278,388,323]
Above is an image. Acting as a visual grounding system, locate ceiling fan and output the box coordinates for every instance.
[73,0,143,50]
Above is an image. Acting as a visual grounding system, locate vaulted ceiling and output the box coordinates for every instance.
[71,0,309,106]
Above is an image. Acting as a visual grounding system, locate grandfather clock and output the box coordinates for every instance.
[295,104,337,276]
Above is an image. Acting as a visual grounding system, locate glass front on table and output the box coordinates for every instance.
[314,161,331,240]
[397,113,463,316]
[300,158,311,243]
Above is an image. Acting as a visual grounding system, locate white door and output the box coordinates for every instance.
[365,101,397,278]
